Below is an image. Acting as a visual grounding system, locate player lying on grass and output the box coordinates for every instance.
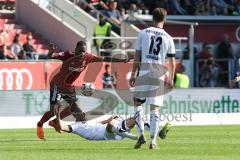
[54,107,171,141]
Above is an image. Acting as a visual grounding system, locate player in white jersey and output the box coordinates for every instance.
[57,116,138,140]
[130,8,176,149]
[54,105,138,141]
[54,106,171,142]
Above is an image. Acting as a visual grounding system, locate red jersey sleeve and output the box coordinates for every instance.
[53,51,74,61]
[86,53,101,63]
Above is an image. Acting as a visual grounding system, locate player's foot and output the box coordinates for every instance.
[37,125,45,140]
[49,120,61,133]
[134,135,146,149]
[149,143,158,149]
[159,122,171,139]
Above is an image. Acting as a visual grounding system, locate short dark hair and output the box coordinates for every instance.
[13,34,20,43]
[76,41,86,48]
[105,64,110,70]
[152,8,167,23]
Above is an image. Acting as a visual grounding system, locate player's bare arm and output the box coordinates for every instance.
[167,56,176,88]
[98,115,118,124]
[94,56,128,63]
[129,50,141,87]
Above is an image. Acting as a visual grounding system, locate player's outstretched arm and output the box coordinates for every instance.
[117,132,138,140]
[98,115,118,124]
[95,56,128,63]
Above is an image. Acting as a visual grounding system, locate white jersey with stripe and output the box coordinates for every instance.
[70,120,124,140]
[135,26,175,77]
[71,121,108,140]
[134,26,176,106]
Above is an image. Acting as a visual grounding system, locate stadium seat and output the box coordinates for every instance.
[0,15,49,55]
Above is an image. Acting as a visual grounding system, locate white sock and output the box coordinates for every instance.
[150,110,159,145]
[134,106,144,135]
[111,125,137,140]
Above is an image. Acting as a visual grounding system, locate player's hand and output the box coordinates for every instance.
[129,77,136,87]
[165,80,174,89]
[108,115,118,122]
[112,115,119,119]
[48,43,57,52]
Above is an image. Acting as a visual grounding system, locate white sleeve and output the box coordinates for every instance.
[167,37,176,56]
[135,31,142,51]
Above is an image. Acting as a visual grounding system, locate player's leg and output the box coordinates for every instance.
[144,121,171,139]
[54,106,72,133]
[69,102,86,121]
[107,117,137,140]
[37,111,54,128]
[37,85,58,140]
[133,97,147,149]
[55,105,90,140]
[49,94,85,132]
[149,104,160,149]
[48,100,71,131]
[61,93,86,121]
[58,105,71,119]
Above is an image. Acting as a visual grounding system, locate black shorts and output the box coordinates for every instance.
[50,84,78,111]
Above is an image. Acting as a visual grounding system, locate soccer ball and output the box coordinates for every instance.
[81,83,95,96]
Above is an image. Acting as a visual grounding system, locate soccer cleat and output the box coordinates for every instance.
[149,143,158,149]
[37,125,45,140]
[49,120,61,133]
[134,135,146,149]
[159,122,171,139]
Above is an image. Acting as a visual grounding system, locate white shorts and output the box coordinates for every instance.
[70,121,107,140]
[70,121,117,140]
[133,76,164,106]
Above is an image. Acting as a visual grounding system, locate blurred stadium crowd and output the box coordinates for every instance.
[73,0,240,16]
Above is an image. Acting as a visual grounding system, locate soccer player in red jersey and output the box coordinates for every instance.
[37,41,126,140]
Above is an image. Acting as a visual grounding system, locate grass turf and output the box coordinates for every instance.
[0,125,239,160]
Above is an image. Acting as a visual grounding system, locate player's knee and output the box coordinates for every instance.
[150,104,160,111]
[49,104,56,116]
[70,104,86,121]
[70,103,82,114]
[134,97,146,106]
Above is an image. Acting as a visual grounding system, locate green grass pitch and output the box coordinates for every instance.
[0,125,239,160]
